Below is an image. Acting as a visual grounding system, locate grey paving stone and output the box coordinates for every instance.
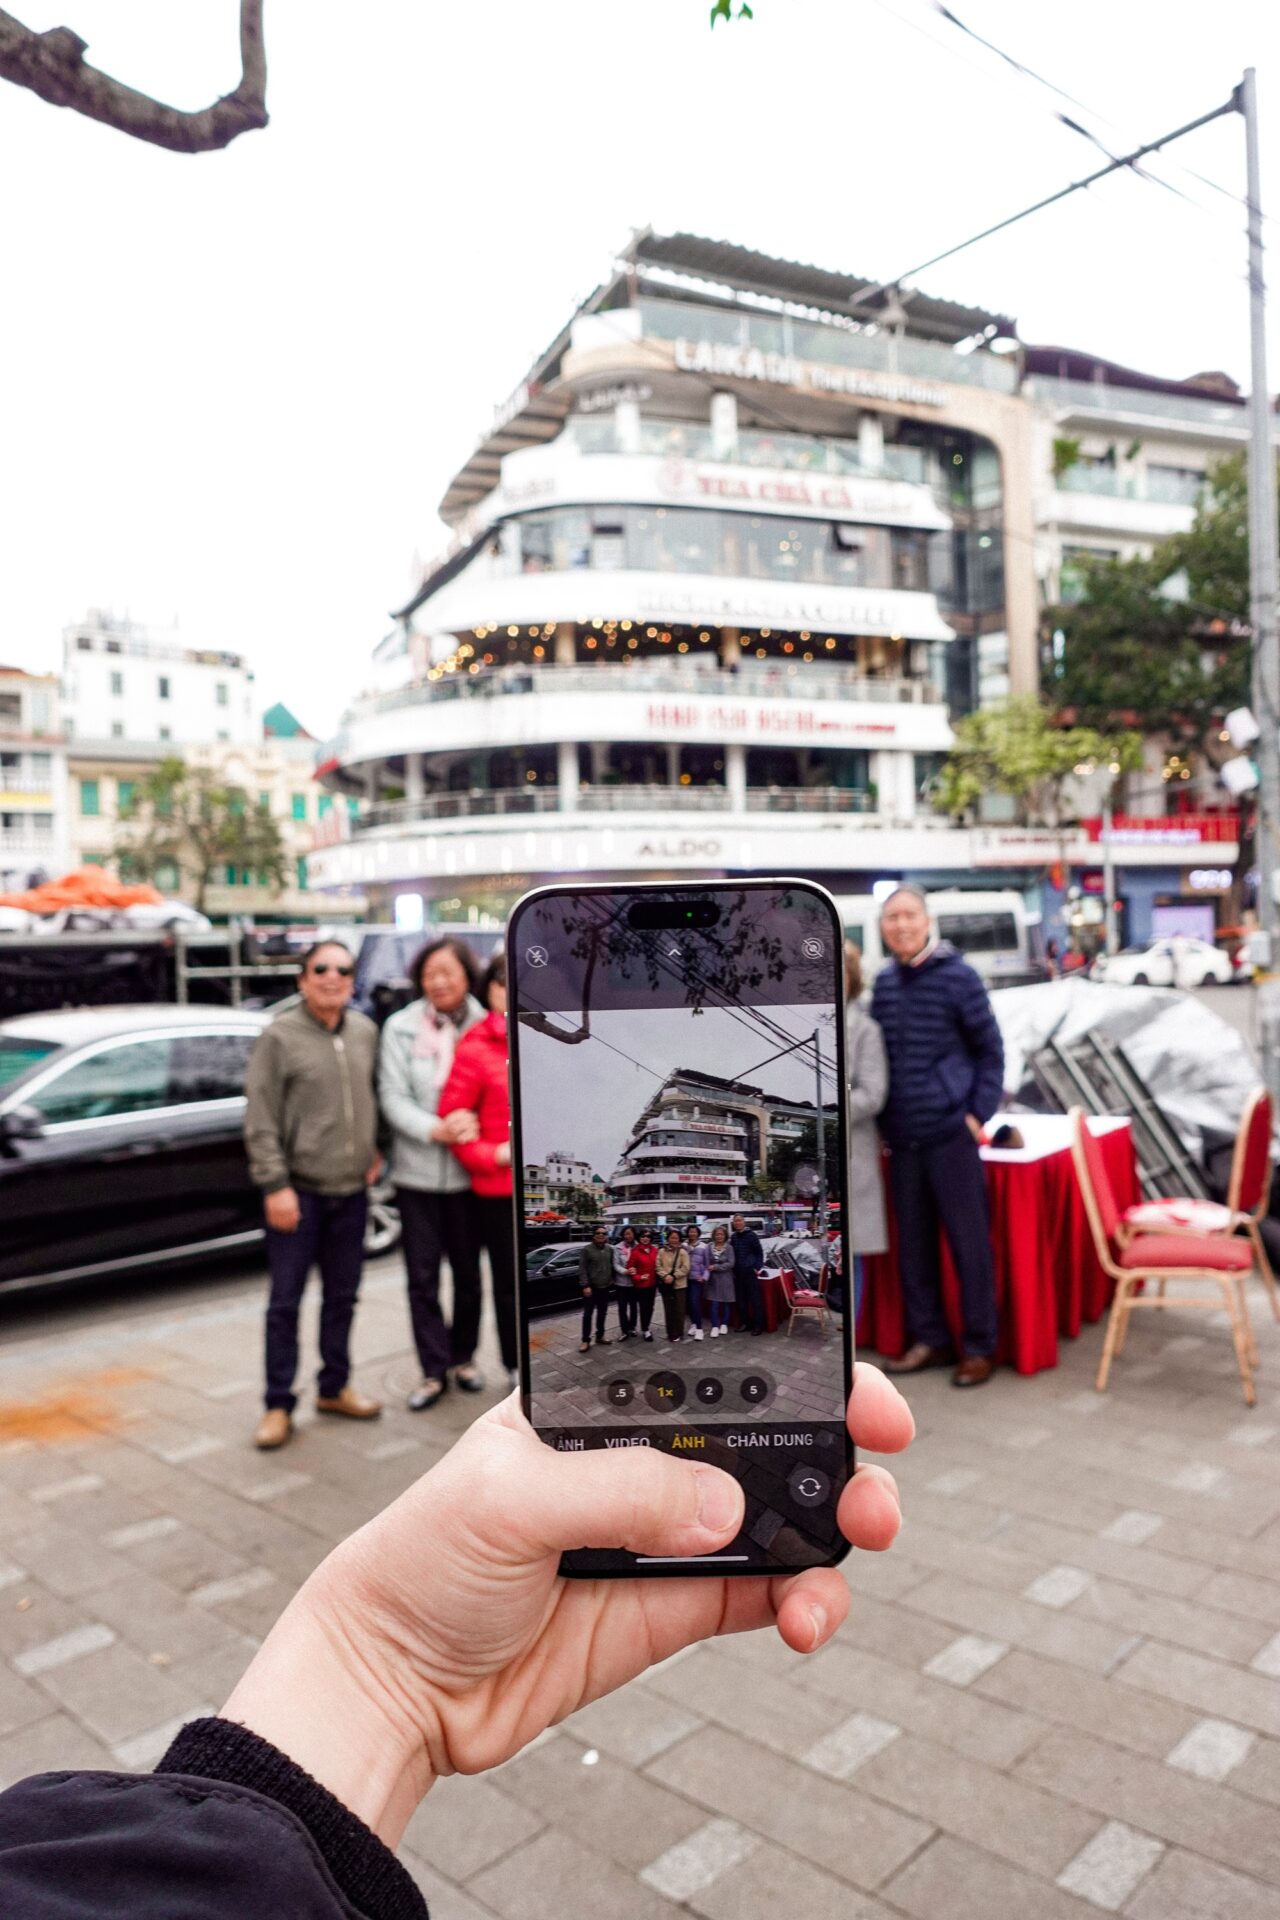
[856,1730,1099,1877]
[638,1817,758,1900]
[86,1571,249,1664]
[974,1648,1196,1759]
[4,1522,136,1599]
[468,1829,676,1920]
[881,1833,1103,1920]
[798,1643,1043,1768]
[0,1711,114,1790]
[31,1639,200,1746]
[904,1570,1145,1674]
[645,1643,850,1760]
[1113,1640,1280,1739]
[1055,1819,1165,1909]
[401,1773,545,1883]
[1165,1718,1257,1783]
[801,1711,901,1780]
[686,1839,895,1920]
[13,1621,116,1676]
[654,1725,931,1890]
[1197,1567,1280,1625]
[922,1634,1008,1687]
[1232,1735,1280,1809]
[562,1683,703,1766]
[498,1734,703,1871]
[1125,1847,1280,1920]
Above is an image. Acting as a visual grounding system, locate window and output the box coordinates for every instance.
[0,1037,56,1090]
[935,911,1019,955]
[154,859,179,891]
[224,864,238,885]
[157,675,171,700]
[159,726,172,742]
[0,693,21,723]
[290,793,307,821]
[295,855,309,890]
[318,794,333,817]
[216,682,229,707]
[258,790,271,812]
[110,671,124,697]
[111,722,124,739]
[31,1038,173,1125]
[30,753,51,780]
[76,635,92,651]
[79,779,100,817]
[116,780,136,817]
[169,1032,255,1103]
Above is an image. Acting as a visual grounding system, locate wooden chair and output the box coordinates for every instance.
[1069,1107,1256,1407]
[1225,1089,1280,1323]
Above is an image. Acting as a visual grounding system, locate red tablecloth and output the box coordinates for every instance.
[855,1120,1138,1375]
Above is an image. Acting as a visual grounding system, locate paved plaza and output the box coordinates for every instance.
[528,1300,845,1428]
[0,1256,1277,1918]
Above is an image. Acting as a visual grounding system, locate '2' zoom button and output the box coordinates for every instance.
[644,1371,687,1413]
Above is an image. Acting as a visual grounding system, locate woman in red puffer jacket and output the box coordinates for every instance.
[438,953,517,1388]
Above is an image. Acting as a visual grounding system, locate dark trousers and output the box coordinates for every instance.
[580,1288,610,1342]
[264,1188,367,1413]
[396,1187,482,1378]
[475,1194,518,1373]
[635,1288,657,1335]
[889,1130,998,1358]
[658,1283,686,1341]
[617,1290,638,1336]
[734,1266,763,1332]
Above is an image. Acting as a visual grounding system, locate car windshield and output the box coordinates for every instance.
[0,1037,57,1090]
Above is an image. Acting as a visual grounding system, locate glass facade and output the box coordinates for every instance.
[514,505,952,597]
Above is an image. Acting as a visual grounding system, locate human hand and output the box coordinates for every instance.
[264,1187,301,1234]
[435,1109,480,1145]
[965,1113,984,1143]
[366,1154,384,1187]
[494,1140,512,1168]
[220,1366,913,1849]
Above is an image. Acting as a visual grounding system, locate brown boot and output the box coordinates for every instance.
[315,1386,382,1420]
[883,1343,954,1375]
[254,1408,292,1450]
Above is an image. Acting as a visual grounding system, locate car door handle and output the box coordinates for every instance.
[100,1142,162,1162]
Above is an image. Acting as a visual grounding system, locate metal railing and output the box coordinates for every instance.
[360,784,880,830]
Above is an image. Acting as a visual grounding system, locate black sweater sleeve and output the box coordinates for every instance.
[0,1717,427,1920]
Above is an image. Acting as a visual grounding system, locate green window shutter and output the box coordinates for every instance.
[318,794,333,817]
[79,779,100,817]
[295,855,309,889]
[117,780,136,816]
[291,793,307,821]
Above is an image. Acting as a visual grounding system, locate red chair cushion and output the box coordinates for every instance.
[1239,1091,1273,1214]
[1118,1232,1252,1271]
[792,1289,825,1305]
[1077,1115,1122,1242]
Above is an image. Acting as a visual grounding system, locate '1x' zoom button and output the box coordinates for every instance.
[644,1371,687,1413]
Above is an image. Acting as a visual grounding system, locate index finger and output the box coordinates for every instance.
[848,1361,914,1455]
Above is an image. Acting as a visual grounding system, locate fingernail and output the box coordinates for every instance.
[695,1468,740,1534]
[805,1603,826,1651]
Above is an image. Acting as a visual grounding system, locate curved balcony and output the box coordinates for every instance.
[359,785,879,830]
[324,662,954,773]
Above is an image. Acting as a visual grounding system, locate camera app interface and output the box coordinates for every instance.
[512,887,851,1572]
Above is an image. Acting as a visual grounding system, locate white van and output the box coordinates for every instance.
[836,890,1045,989]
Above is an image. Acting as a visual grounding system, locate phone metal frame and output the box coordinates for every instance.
[506,877,855,1580]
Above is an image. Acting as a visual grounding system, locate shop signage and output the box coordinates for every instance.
[660,456,940,524]
[673,338,946,409]
[644,699,897,741]
[1188,868,1234,892]
[578,383,653,413]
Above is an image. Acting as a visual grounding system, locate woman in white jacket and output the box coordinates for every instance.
[844,941,889,1318]
[378,939,485,1409]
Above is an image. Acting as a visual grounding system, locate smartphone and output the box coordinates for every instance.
[507,879,854,1579]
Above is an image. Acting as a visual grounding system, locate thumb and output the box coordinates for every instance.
[477,1428,744,1562]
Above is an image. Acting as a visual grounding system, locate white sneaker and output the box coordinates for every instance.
[710,1325,721,1338]
[693,1327,704,1341]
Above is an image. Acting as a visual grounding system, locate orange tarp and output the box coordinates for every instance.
[0,868,163,912]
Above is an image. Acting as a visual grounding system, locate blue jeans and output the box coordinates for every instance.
[264,1188,368,1412]
[687,1278,705,1329]
[853,1255,866,1321]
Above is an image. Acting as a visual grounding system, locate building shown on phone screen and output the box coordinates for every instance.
[307,230,1241,945]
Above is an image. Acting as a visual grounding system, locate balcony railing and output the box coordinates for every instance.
[564,414,930,484]
[1029,375,1255,434]
[339,660,941,730]
[1057,466,1205,506]
[361,784,880,830]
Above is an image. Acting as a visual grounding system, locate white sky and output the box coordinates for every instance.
[1,0,1276,735]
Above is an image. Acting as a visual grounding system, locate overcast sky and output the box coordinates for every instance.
[1,1,1275,735]
[518,1002,838,1173]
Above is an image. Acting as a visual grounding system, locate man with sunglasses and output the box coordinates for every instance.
[245,941,383,1448]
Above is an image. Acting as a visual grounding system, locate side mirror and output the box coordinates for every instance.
[0,1105,44,1143]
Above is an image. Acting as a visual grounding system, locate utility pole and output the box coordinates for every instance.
[1102,789,1119,958]
[813,1024,829,1242]
[1241,68,1280,1097]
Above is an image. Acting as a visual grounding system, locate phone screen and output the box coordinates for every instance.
[508,881,853,1578]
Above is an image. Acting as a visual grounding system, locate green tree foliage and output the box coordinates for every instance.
[710,0,754,21]
[767,1117,840,1200]
[1045,456,1253,754]
[115,756,288,912]
[936,697,1142,826]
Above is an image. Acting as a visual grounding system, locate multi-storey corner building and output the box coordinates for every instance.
[312,231,1044,920]
[62,610,258,749]
[0,668,69,889]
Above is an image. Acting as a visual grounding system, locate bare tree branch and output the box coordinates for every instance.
[0,0,268,154]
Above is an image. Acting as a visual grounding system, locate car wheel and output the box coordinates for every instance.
[1132,972,1149,986]
[364,1197,401,1259]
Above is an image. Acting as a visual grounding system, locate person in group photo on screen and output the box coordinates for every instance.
[685,1222,709,1340]
[655,1225,691,1343]
[438,952,519,1392]
[612,1224,638,1338]
[243,940,384,1451]
[870,885,1005,1389]
[627,1226,659,1340]
[730,1212,766,1335]
[0,1368,914,1918]
[577,1223,613,1352]
[707,1222,736,1335]
[844,939,889,1321]
[378,937,485,1412]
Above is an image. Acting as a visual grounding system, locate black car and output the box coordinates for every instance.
[0,1006,399,1294]
[523,1240,590,1315]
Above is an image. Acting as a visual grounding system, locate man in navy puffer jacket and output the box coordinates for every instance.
[871,886,1005,1387]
